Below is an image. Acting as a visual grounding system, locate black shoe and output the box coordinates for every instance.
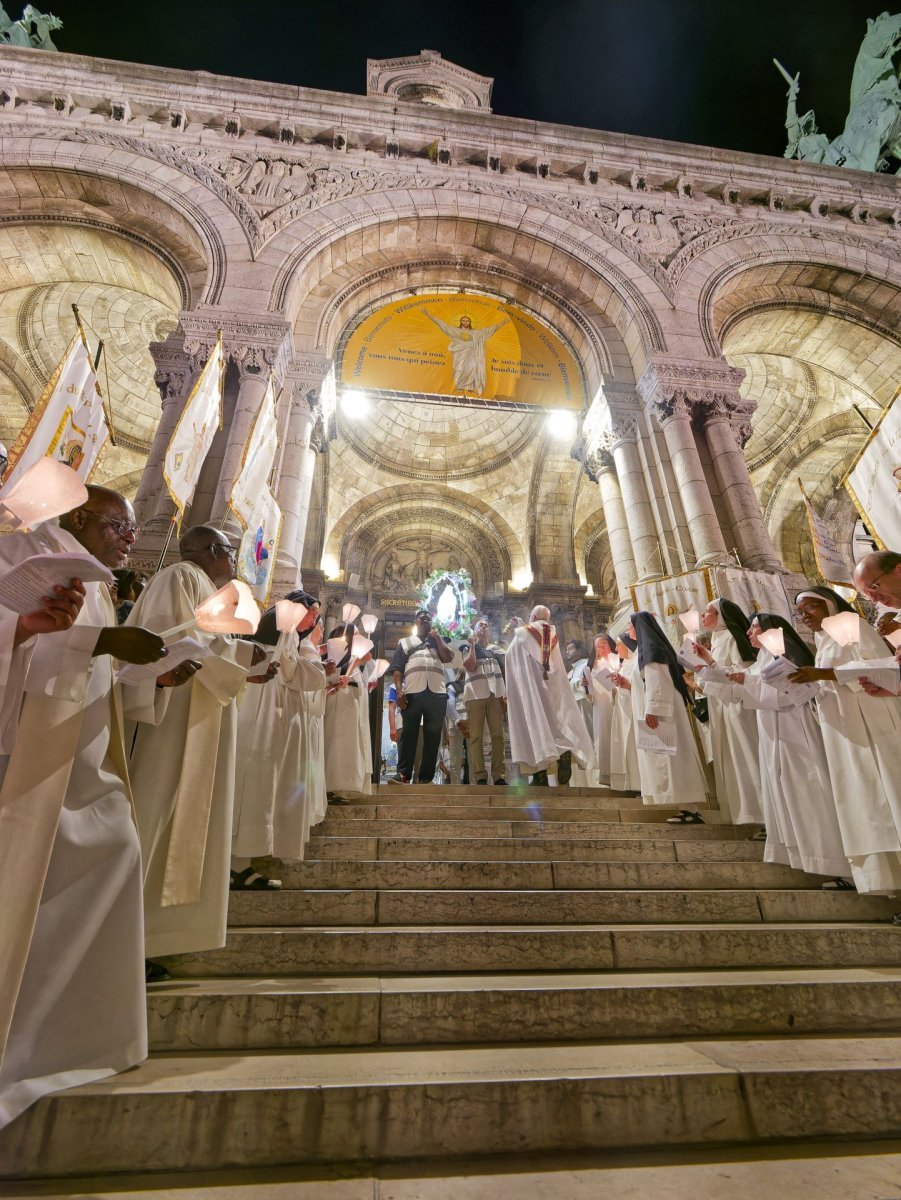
[494,778,507,785]
[529,770,549,787]
[327,792,351,805]
[556,751,572,786]
[476,778,488,785]
[145,959,170,983]
[666,810,705,825]
[230,867,282,890]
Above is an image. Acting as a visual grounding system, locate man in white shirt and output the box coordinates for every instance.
[459,618,507,784]
[389,608,463,783]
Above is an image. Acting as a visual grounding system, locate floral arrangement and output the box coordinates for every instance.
[418,567,479,641]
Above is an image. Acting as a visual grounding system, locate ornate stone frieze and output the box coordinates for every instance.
[638,358,756,443]
[179,308,292,375]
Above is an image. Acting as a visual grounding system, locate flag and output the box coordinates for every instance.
[163,334,224,525]
[230,375,282,603]
[629,569,713,647]
[843,389,901,551]
[230,377,278,527]
[237,486,282,604]
[1,332,108,493]
[799,480,855,588]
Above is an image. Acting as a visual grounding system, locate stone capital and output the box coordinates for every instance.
[638,356,749,427]
[179,307,292,380]
[606,409,641,446]
[582,446,616,481]
[148,331,196,408]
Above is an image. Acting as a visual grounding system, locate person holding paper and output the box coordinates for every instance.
[125,525,273,972]
[691,599,763,826]
[504,605,596,786]
[564,638,598,787]
[585,634,618,788]
[459,617,507,785]
[718,613,849,880]
[324,620,374,796]
[0,486,168,1130]
[608,632,642,793]
[788,588,901,898]
[232,590,327,880]
[627,612,708,821]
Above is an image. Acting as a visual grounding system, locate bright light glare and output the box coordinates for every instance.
[545,409,578,441]
[341,389,370,419]
[511,570,533,591]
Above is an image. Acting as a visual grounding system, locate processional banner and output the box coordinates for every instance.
[798,480,855,588]
[630,570,713,646]
[231,376,282,605]
[163,334,224,527]
[2,333,108,491]
[843,388,901,551]
[712,566,793,622]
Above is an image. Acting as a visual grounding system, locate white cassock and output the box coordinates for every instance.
[588,663,615,787]
[125,563,253,958]
[608,655,642,791]
[568,657,600,786]
[0,524,145,1130]
[813,622,901,893]
[705,651,848,877]
[299,643,328,828]
[698,630,763,824]
[630,661,708,807]
[233,630,327,860]
[324,667,373,794]
[505,622,596,776]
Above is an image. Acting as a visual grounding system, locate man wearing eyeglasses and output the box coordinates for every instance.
[125,524,277,977]
[0,485,171,1130]
[852,551,901,697]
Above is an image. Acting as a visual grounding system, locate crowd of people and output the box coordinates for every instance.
[0,478,900,1134]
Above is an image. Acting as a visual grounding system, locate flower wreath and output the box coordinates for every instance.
[417,567,479,641]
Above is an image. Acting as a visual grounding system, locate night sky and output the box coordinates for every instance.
[45,0,887,159]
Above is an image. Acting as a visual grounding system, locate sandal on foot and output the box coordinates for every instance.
[822,877,856,891]
[749,828,767,841]
[230,867,282,891]
[666,810,705,825]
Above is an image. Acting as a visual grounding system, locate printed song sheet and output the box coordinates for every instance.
[0,551,113,615]
[636,718,678,755]
[116,637,210,686]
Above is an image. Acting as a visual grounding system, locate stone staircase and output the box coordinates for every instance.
[5,783,901,1187]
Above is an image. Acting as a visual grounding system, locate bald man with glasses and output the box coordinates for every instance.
[125,524,276,978]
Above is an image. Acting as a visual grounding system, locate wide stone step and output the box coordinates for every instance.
[314,818,747,840]
[304,836,768,862]
[146,968,901,1052]
[226,888,896,927]
[265,858,823,891]
[8,1036,901,1177]
[158,922,901,976]
[325,804,694,823]
[368,783,640,800]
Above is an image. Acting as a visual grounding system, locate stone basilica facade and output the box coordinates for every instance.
[0,45,898,634]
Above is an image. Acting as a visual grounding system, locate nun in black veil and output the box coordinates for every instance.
[626,611,708,824]
[714,611,849,881]
[691,598,763,826]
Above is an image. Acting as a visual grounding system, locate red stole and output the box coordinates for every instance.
[526,622,557,680]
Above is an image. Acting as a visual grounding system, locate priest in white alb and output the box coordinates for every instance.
[0,487,168,1129]
[125,525,275,975]
[505,605,596,786]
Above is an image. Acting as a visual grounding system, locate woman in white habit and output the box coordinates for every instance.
[323,621,373,798]
[608,632,642,793]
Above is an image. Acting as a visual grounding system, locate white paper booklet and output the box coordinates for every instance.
[636,718,678,755]
[0,551,114,615]
[697,662,731,683]
[758,655,820,704]
[591,666,617,693]
[834,657,901,695]
[676,640,708,672]
[116,637,211,686]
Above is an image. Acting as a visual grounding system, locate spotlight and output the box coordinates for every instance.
[341,389,370,419]
[545,409,578,441]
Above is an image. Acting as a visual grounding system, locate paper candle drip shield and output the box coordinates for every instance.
[0,459,88,527]
[195,579,261,635]
[275,598,309,633]
[360,613,379,635]
[757,627,785,657]
[678,610,700,633]
[368,657,390,682]
[821,611,860,647]
[342,602,361,623]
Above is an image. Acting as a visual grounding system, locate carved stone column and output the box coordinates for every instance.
[274,355,332,590]
[701,396,783,571]
[133,330,197,529]
[607,412,661,581]
[587,444,637,600]
[639,360,733,567]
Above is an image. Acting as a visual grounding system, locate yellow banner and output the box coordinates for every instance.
[341,294,584,409]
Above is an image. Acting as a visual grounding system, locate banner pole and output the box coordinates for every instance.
[155,515,178,574]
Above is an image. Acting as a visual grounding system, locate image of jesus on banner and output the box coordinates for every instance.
[423,309,510,395]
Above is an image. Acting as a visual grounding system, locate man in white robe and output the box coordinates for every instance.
[126,525,273,968]
[505,606,596,786]
[565,638,599,786]
[0,487,167,1129]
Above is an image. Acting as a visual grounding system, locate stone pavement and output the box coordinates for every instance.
[3,783,901,1186]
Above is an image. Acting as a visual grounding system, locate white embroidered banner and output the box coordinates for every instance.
[630,570,713,646]
[163,335,224,524]
[844,389,901,552]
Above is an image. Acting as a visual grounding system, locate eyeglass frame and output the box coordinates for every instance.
[81,510,139,539]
